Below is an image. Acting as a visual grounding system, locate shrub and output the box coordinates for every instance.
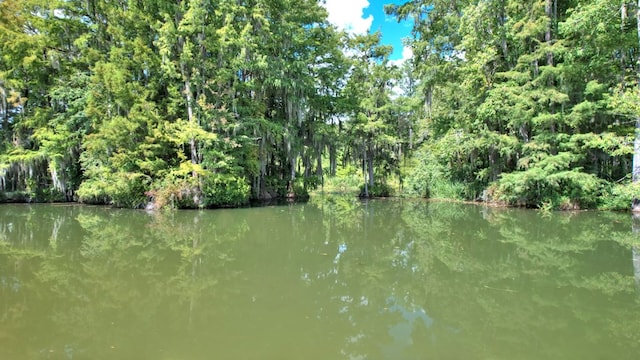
[203,174,250,207]
[322,165,361,194]
[263,176,288,199]
[147,178,201,209]
[77,179,113,205]
[302,176,320,191]
[147,162,215,209]
[34,187,66,202]
[292,178,310,200]
[359,182,393,197]
[493,168,602,209]
[78,172,149,208]
[403,151,465,200]
[599,182,640,211]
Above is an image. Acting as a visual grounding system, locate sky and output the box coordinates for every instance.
[322,0,413,63]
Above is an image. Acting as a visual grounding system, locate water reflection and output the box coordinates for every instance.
[633,214,640,289]
[0,200,639,359]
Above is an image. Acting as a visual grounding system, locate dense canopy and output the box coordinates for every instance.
[1,0,639,209]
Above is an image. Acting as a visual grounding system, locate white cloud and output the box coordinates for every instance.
[401,46,414,61]
[391,46,414,97]
[322,0,373,35]
[390,45,414,68]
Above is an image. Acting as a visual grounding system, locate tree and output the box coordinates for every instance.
[0,0,92,200]
[389,0,638,208]
[0,0,351,207]
[342,32,401,197]
[633,0,640,211]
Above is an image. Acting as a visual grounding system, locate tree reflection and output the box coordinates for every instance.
[0,205,245,358]
[0,201,639,359]
[632,214,640,289]
[304,197,640,359]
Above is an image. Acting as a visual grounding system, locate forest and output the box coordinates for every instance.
[1,0,640,210]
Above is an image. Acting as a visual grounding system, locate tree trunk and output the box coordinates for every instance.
[633,117,640,211]
[287,154,296,198]
[425,86,433,117]
[302,154,310,178]
[633,0,640,212]
[329,144,337,177]
[259,136,267,199]
[545,0,554,67]
[499,0,509,65]
[0,82,7,141]
[367,143,374,188]
[316,148,323,188]
[621,2,628,86]
[184,78,198,165]
[545,0,557,138]
[363,144,369,198]
[409,127,413,150]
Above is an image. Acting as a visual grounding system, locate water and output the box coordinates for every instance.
[0,198,639,359]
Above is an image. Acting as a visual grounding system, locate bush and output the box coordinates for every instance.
[322,175,360,194]
[599,182,640,211]
[262,176,288,199]
[302,176,320,191]
[0,191,30,203]
[359,182,393,197]
[78,172,149,208]
[292,178,310,200]
[34,187,66,202]
[146,162,211,209]
[427,179,466,200]
[203,174,250,207]
[147,178,202,209]
[77,179,112,205]
[320,165,361,194]
[403,151,466,200]
[493,168,602,209]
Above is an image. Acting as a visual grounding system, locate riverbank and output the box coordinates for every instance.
[1,176,636,213]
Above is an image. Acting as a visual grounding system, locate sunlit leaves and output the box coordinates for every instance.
[388,0,637,207]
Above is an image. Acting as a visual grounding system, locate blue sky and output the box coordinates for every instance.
[364,0,413,60]
[322,0,413,61]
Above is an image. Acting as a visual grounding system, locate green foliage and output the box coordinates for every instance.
[301,176,320,191]
[404,131,511,200]
[318,165,362,195]
[203,174,251,208]
[264,177,288,199]
[0,0,351,207]
[404,155,466,200]
[359,182,393,198]
[2,0,639,209]
[145,162,207,209]
[491,144,606,210]
[493,164,603,210]
[599,182,640,212]
[77,172,150,208]
[32,188,66,203]
[384,0,639,209]
[0,191,30,203]
[147,179,200,210]
[291,178,311,200]
[403,151,439,198]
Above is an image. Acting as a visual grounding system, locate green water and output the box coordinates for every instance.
[0,198,639,359]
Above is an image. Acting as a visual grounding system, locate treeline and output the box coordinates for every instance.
[0,0,407,208]
[1,0,640,210]
[391,0,640,210]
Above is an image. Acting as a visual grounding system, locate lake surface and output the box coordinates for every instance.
[1,198,639,359]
